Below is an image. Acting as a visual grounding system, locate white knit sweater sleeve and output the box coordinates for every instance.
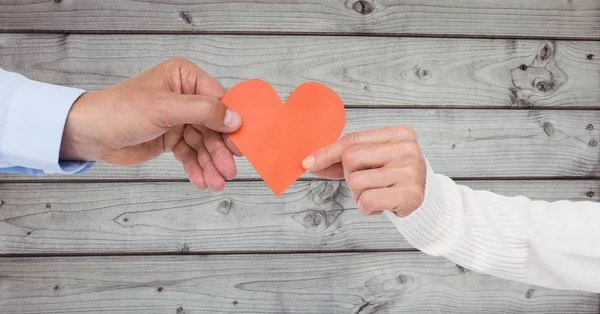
[385,161,600,293]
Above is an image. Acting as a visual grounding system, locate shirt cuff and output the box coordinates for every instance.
[1,70,92,174]
[384,159,529,283]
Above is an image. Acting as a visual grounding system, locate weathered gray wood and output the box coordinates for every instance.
[1,34,599,108]
[0,180,596,254]
[0,253,597,314]
[0,1,598,39]
[0,108,597,181]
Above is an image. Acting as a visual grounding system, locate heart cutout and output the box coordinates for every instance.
[222,79,346,196]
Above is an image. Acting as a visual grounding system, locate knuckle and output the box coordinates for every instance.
[358,191,379,212]
[402,141,422,157]
[166,56,190,67]
[341,146,359,166]
[341,133,356,146]
[346,171,362,189]
[388,126,417,142]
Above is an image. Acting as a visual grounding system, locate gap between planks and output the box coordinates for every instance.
[0,248,419,259]
[1,29,599,42]
[1,177,599,184]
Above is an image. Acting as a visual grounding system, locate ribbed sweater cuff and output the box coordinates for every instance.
[384,161,530,283]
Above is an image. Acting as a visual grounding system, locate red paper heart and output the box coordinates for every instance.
[222,79,346,195]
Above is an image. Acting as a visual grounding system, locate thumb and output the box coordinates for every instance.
[161,94,242,132]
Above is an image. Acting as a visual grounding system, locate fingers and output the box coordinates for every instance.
[173,140,207,189]
[346,167,407,201]
[303,126,416,173]
[183,126,226,191]
[157,93,241,133]
[223,134,243,157]
[308,162,344,180]
[171,57,228,99]
[342,142,421,173]
[357,187,424,217]
[194,125,237,180]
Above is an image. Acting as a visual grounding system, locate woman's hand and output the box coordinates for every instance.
[302,126,426,216]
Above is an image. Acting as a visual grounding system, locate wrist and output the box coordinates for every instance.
[59,91,104,161]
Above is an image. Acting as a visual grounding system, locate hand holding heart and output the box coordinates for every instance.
[302,127,427,217]
[61,57,243,191]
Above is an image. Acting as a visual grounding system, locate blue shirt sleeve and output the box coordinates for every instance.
[0,68,94,175]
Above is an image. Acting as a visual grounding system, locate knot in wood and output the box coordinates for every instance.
[303,211,324,229]
[217,199,233,214]
[310,181,341,205]
[525,288,535,299]
[179,12,193,24]
[352,0,374,15]
[542,122,555,136]
[589,139,598,147]
[519,64,528,71]
[586,191,595,198]
[587,54,594,60]
[586,124,594,130]
[176,306,185,314]
[396,274,409,284]
[416,67,432,80]
[538,44,553,61]
[535,80,554,93]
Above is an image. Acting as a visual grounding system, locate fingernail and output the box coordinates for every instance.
[302,155,315,169]
[224,109,241,129]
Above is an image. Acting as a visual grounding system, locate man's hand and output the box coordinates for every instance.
[302,127,426,216]
[60,57,242,191]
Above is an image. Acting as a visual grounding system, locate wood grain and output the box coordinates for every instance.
[1,34,599,108]
[0,0,598,39]
[1,180,597,254]
[0,108,597,181]
[0,253,598,314]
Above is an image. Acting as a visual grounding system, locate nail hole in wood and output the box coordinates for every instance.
[157,286,164,292]
[519,64,528,71]
[586,191,595,198]
[586,54,594,60]
[45,203,52,209]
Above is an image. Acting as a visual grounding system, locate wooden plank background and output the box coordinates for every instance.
[0,0,598,39]
[1,34,598,109]
[0,108,597,181]
[1,254,599,314]
[0,180,598,255]
[0,1,599,313]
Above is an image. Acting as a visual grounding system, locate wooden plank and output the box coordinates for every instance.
[0,108,598,181]
[0,1,598,39]
[1,34,599,108]
[1,180,597,254]
[0,253,598,314]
